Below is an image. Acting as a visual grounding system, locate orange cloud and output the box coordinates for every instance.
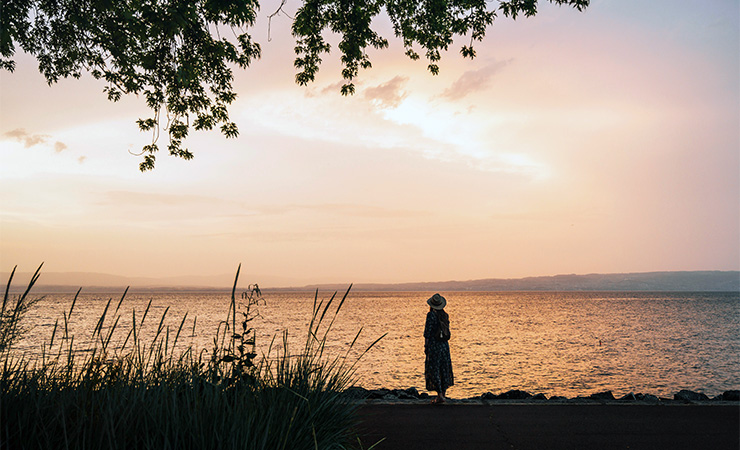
[363,76,409,108]
[3,128,69,154]
[440,59,512,100]
[4,128,50,148]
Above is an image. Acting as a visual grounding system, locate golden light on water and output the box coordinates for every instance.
[14,291,740,398]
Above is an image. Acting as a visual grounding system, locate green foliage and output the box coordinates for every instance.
[1,0,260,171]
[0,265,383,449]
[1,0,589,170]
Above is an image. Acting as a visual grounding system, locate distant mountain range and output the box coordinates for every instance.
[2,270,738,293]
[301,271,740,292]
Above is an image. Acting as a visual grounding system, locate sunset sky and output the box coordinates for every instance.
[1,0,738,287]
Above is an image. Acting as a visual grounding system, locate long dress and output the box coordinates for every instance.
[424,310,454,393]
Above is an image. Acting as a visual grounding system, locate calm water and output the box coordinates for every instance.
[11,290,740,399]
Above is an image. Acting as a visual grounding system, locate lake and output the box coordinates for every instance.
[10,289,740,398]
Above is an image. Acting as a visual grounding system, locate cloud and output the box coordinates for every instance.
[94,190,240,222]
[363,76,409,108]
[102,190,225,207]
[302,80,361,98]
[3,128,71,154]
[440,60,512,100]
[320,80,352,95]
[77,156,86,164]
[238,203,429,219]
[3,128,50,148]
[301,203,428,219]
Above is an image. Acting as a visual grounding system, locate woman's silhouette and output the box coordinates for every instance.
[424,293,454,404]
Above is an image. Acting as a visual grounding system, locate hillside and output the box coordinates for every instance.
[2,270,737,293]
[300,271,740,292]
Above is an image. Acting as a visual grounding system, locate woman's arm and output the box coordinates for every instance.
[423,311,434,340]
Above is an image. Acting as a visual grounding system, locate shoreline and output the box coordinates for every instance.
[344,387,740,405]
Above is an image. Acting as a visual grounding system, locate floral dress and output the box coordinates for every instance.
[424,310,454,393]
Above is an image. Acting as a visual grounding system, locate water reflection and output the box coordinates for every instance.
[11,291,740,398]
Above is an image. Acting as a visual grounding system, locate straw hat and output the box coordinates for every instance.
[427,293,447,310]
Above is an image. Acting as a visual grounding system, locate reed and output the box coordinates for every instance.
[0,264,45,353]
[0,265,383,450]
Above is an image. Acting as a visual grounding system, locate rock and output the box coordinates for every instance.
[393,389,415,400]
[635,393,659,402]
[721,390,739,401]
[403,387,420,398]
[369,388,390,399]
[480,392,496,400]
[674,390,709,402]
[342,386,430,401]
[532,393,547,400]
[497,390,533,400]
[343,386,371,399]
[549,396,567,401]
[618,393,637,401]
[589,391,615,401]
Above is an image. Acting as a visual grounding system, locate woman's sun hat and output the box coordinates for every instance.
[427,293,447,310]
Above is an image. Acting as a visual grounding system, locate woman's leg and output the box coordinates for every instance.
[431,390,443,404]
[432,389,446,403]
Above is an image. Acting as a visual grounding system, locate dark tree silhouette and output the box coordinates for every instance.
[1,0,589,170]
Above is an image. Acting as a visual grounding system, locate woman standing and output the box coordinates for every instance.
[424,293,454,404]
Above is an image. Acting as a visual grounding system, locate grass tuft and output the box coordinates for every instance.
[1,264,380,449]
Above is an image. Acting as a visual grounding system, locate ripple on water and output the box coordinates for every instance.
[11,290,740,398]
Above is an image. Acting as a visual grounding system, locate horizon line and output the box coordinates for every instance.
[3,269,738,292]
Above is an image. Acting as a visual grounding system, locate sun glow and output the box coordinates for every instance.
[0,0,737,283]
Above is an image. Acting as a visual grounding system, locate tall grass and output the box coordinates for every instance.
[1,264,44,353]
[0,265,384,450]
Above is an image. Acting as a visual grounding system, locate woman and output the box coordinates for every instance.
[424,293,454,404]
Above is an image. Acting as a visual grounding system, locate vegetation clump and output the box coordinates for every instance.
[1,264,383,449]
[1,265,44,353]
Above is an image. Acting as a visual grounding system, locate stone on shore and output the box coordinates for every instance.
[343,386,371,399]
[369,388,391,399]
[392,388,418,399]
[496,390,533,400]
[589,391,615,401]
[344,387,430,401]
[674,390,709,402]
[635,393,660,402]
[344,386,739,403]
